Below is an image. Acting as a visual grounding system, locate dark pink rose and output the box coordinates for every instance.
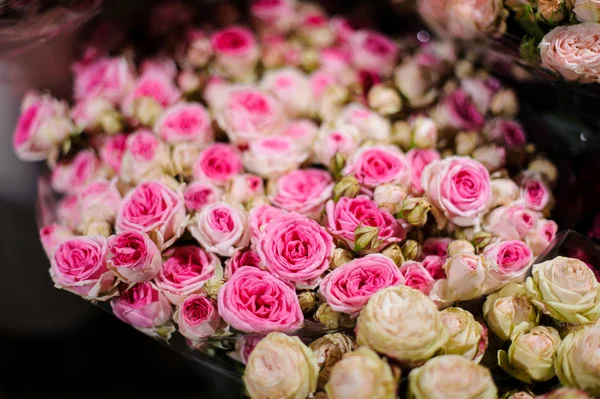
[520,176,551,212]
[280,119,319,151]
[406,148,441,195]
[183,181,222,212]
[211,26,260,78]
[345,144,411,190]
[225,248,262,280]
[193,143,243,186]
[73,56,135,103]
[483,240,533,292]
[217,266,303,333]
[422,255,447,279]
[400,261,435,295]
[350,30,399,76]
[483,201,538,241]
[461,77,500,114]
[106,231,162,284]
[100,134,127,173]
[319,254,405,315]
[422,238,453,257]
[155,102,213,145]
[260,67,312,117]
[39,224,73,258]
[174,294,221,341]
[248,204,287,244]
[111,282,172,329]
[439,89,485,131]
[485,118,527,148]
[51,150,100,194]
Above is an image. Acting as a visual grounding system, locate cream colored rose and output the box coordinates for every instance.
[525,257,600,324]
[483,283,539,340]
[438,307,487,363]
[490,178,520,208]
[325,347,397,399]
[429,253,487,306]
[244,332,319,399]
[555,322,600,396]
[356,286,448,365]
[574,0,600,22]
[309,333,357,390]
[408,355,498,399]
[498,326,561,383]
[501,392,535,399]
[447,240,476,257]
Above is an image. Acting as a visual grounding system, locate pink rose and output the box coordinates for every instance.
[122,70,181,117]
[177,69,202,93]
[188,202,249,257]
[140,57,177,78]
[446,0,507,40]
[314,126,360,166]
[349,30,399,76]
[51,150,100,194]
[116,180,187,249]
[154,245,222,304]
[39,224,73,258]
[215,87,287,145]
[281,119,319,150]
[227,173,265,205]
[331,16,357,43]
[422,255,447,279]
[155,102,213,145]
[50,236,117,300]
[345,144,411,190]
[225,248,262,280]
[483,240,533,292]
[111,282,172,329]
[423,238,453,257]
[325,196,405,251]
[436,89,485,131]
[430,253,487,304]
[335,103,391,142]
[106,231,162,283]
[174,294,222,341]
[248,204,287,243]
[73,56,135,103]
[57,195,81,231]
[260,67,312,117]
[99,134,127,173]
[406,149,441,196]
[472,144,506,173]
[183,181,223,212]
[526,219,558,256]
[120,130,170,184]
[394,57,439,108]
[490,178,520,208]
[319,254,405,315]
[217,266,303,333]
[539,23,600,83]
[520,176,551,212]
[461,77,501,115]
[373,184,408,213]
[257,212,334,288]
[309,69,338,99]
[400,261,435,295]
[71,97,115,131]
[298,12,335,48]
[269,168,333,220]
[236,334,265,364]
[320,48,353,75]
[250,0,296,33]
[418,0,451,35]
[193,143,243,186]
[243,136,309,178]
[203,76,230,110]
[421,156,491,227]
[483,201,538,241]
[211,26,260,78]
[79,178,122,223]
[485,118,527,148]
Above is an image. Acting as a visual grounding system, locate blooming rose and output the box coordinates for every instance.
[116,180,187,249]
[520,176,551,212]
[400,261,435,295]
[122,70,181,120]
[174,294,221,341]
[483,201,538,241]
[439,307,488,363]
[344,144,411,190]
[483,283,539,341]
[526,219,558,256]
[99,133,127,173]
[106,231,161,283]
[320,254,405,315]
[73,56,135,103]
[248,204,287,243]
[483,240,533,293]
[50,236,117,300]
[154,245,222,304]
[334,103,391,141]
[155,102,213,145]
[430,253,487,305]
[192,143,243,186]
[225,248,261,280]
[243,136,309,178]
[434,89,485,131]
[217,267,303,333]
[211,26,260,78]
[309,333,357,390]
[539,23,600,83]
[423,255,447,279]
[120,129,171,184]
[111,282,172,329]
[173,143,208,180]
[485,118,527,148]
[78,178,122,223]
[250,0,296,33]
[490,178,520,208]
[423,237,453,257]
[39,224,73,258]
[269,168,334,220]
[573,0,600,22]
[258,213,333,288]
[183,181,222,212]
[406,149,441,195]
[188,201,249,257]
[445,0,507,40]
[227,173,264,205]
[313,125,360,166]
[280,120,319,151]
[260,67,312,117]
[349,30,399,76]
[421,156,491,227]
[51,150,100,194]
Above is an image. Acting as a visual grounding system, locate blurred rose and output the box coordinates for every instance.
[394,57,439,108]
[423,237,453,257]
[211,26,260,79]
[111,282,172,330]
[260,67,312,117]
[461,77,500,114]
[472,144,506,173]
[349,30,399,76]
[439,307,487,362]
[433,89,485,131]
[250,0,296,33]
[344,144,411,190]
[39,224,73,259]
[122,70,181,123]
[298,12,335,48]
[71,97,117,132]
[490,178,520,208]
[334,103,391,142]
[73,56,135,103]
[485,118,527,148]
[51,150,100,194]
[79,178,122,223]
[314,126,360,166]
[99,133,127,174]
[106,231,161,284]
[193,143,243,186]
[556,322,600,395]
[243,136,309,178]
[483,283,539,341]
[446,0,507,40]
[120,130,171,184]
[281,120,319,151]
[538,388,592,399]
[227,173,264,205]
[183,181,222,212]
[483,201,538,241]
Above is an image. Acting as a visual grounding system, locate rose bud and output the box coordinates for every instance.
[218,267,303,333]
[354,225,383,253]
[314,303,355,329]
[408,355,498,399]
[401,240,422,262]
[177,69,202,94]
[423,255,447,280]
[155,102,213,146]
[454,131,479,156]
[51,150,100,194]
[520,175,552,213]
[248,204,287,244]
[269,169,333,220]
[281,120,319,152]
[445,0,507,39]
[394,58,439,108]
[483,240,533,293]
[490,88,519,117]
[498,326,561,383]
[317,84,349,121]
[39,224,73,258]
[257,212,333,289]
[431,89,485,131]
[119,130,171,184]
[243,136,309,178]
[57,195,82,231]
[381,244,405,266]
[344,144,411,190]
[297,11,335,48]
[244,332,318,399]
[173,294,221,342]
[406,149,441,196]
[490,178,520,208]
[309,333,357,390]
[313,125,360,167]
[106,231,161,284]
[82,219,112,238]
[170,143,201,179]
[193,143,243,186]
[502,392,535,399]
[79,178,122,223]
[260,67,312,117]
[99,133,127,174]
[526,219,558,256]
[400,261,435,295]
[320,254,405,316]
[71,96,121,133]
[250,0,296,34]
[73,56,134,103]
[392,120,411,149]
[447,240,476,257]
[210,26,259,79]
[116,180,187,250]
[430,253,487,305]
[333,176,360,203]
[226,173,264,206]
[525,257,600,324]
[111,282,173,334]
[325,347,397,399]
[410,116,438,149]
[122,70,181,126]
[188,201,249,257]
[483,201,538,241]
[472,231,493,251]
[349,30,399,77]
[538,388,592,399]
[367,84,402,116]
[537,0,567,23]
[298,291,319,314]
[183,181,222,213]
[483,283,539,341]
[334,103,391,142]
[573,0,600,22]
[50,236,117,300]
[356,286,448,365]
[330,247,353,270]
[398,197,431,228]
[528,158,558,185]
[439,307,488,363]
[472,144,506,172]
[180,29,213,68]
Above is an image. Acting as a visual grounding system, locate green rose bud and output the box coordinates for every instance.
[314,303,356,329]
[333,176,360,202]
[329,153,346,180]
[354,225,382,252]
[381,244,405,266]
[472,231,493,251]
[447,240,476,258]
[298,291,319,313]
[401,239,422,262]
[483,283,539,340]
[398,197,430,228]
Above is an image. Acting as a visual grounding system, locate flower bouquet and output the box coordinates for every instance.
[12,0,600,398]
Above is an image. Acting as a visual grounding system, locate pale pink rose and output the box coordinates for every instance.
[269,169,333,220]
[411,116,439,149]
[539,23,600,83]
[227,173,264,205]
[106,231,162,283]
[155,102,213,145]
[111,282,172,329]
[314,125,360,166]
[335,103,391,141]
[203,76,231,111]
[320,254,405,315]
[79,178,122,223]
[217,266,303,333]
[116,180,187,249]
[325,196,405,251]
[57,195,82,231]
[193,143,243,186]
[99,134,127,173]
[472,144,506,173]
[394,57,439,108]
[490,178,520,208]
[51,150,100,194]
[39,224,73,258]
[250,0,296,33]
[400,261,435,295]
[406,149,441,195]
[421,156,492,227]
[171,143,203,178]
[309,69,338,99]
[120,130,171,184]
[140,57,177,78]
[225,248,262,280]
[483,240,533,292]
[248,204,287,244]
[430,253,487,304]
[345,144,411,190]
[122,70,181,117]
[180,29,213,68]
[526,219,558,256]
[461,77,501,115]
[188,202,249,257]
[435,89,485,131]
[446,0,507,40]
[484,118,527,148]
[422,255,447,279]
[236,334,265,364]
[331,16,357,43]
[243,136,309,178]
[573,0,600,22]
[483,201,538,241]
[281,119,319,150]
[257,213,334,288]
[520,176,551,212]
[154,245,223,304]
[174,295,222,341]
[260,67,312,117]
[215,87,287,145]
[51,236,117,300]
[211,26,260,78]
[417,0,450,35]
[373,184,408,213]
[71,96,115,131]
[73,56,135,103]
[183,181,223,212]
[177,69,202,93]
[349,30,399,76]
[320,48,353,75]
[298,12,335,48]
[423,238,453,257]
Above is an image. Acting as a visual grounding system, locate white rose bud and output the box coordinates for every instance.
[171,143,202,179]
[483,283,539,341]
[309,333,358,390]
[447,240,476,257]
[373,184,408,214]
[472,144,506,172]
[368,84,403,116]
[528,158,558,185]
[412,116,438,149]
[455,131,480,155]
[490,88,519,117]
[438,307,488,363]
[490,178,520,208]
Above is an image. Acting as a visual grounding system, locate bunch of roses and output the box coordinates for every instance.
[13,0,600,398]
